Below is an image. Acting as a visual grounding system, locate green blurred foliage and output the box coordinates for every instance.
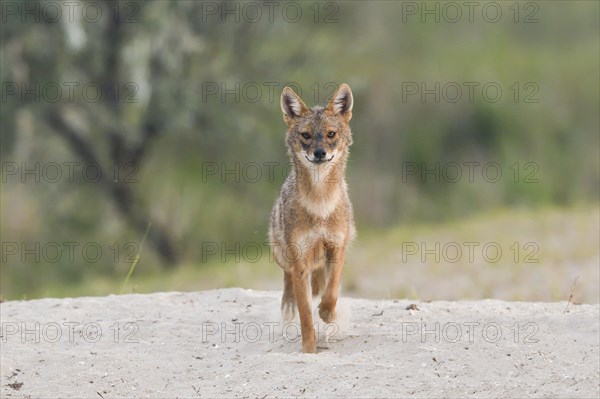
[1,1,598,299]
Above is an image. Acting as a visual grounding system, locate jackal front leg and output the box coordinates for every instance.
[319,241,346,324]
[292,262,317,353]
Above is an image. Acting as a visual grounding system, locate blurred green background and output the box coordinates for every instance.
[1,1,598,302]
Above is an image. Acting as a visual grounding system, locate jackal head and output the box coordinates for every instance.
[280,84,353,171]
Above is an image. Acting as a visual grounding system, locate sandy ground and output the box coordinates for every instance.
[1,288,599,398]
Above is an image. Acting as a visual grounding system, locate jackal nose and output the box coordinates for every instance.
[314,148,327,160]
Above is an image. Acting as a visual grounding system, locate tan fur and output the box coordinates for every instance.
[269,84,356,353]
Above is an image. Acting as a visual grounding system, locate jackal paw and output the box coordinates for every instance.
[318,303,335,323]
[302,330,317,354]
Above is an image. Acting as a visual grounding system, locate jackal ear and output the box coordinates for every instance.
[326,83,353,120]
[280,87,308,124]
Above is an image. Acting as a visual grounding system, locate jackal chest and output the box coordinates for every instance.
[292,224,347,255]
[297,185,342,220]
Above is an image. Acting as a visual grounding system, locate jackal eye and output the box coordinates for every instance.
[300,132,311,140]
[327,131,336,138]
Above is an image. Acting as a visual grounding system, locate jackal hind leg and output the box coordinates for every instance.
[281,269,296,322]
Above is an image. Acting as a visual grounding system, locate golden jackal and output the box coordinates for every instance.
[269,83,355,353]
